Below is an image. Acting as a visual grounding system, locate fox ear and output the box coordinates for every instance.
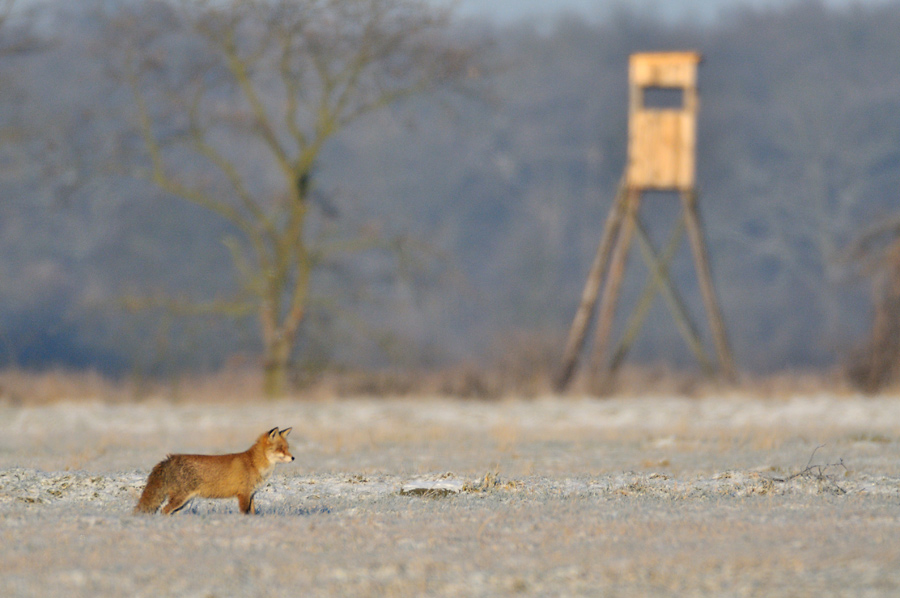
[280,427,292,438]
[267,427,279,439]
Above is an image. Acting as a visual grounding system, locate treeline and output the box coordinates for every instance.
[1,0,899,383]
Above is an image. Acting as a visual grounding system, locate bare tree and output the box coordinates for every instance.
[845,216,900,392]
[102,0,481,395]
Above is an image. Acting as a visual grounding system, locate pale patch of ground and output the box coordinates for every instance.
[2,393,900,596]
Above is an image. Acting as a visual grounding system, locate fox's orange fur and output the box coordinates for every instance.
[135,426,294,515]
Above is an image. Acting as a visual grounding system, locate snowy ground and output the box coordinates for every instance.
[3,393,900,596]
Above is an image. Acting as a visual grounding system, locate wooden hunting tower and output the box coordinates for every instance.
[627,51,699,191]
[555,51,735,393]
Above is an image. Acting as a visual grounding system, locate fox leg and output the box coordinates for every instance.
[237,493,256,514]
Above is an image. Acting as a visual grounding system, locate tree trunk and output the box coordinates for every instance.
[853,245,900,392]
[262,336,292,397]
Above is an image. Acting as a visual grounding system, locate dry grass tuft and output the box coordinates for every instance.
[0,369,130,405]
[0,368,271,405]
[462,471,523,493]
[0,360,872,406]
[563,364,858,401]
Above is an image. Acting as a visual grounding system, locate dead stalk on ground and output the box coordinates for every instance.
[770,444,848,494]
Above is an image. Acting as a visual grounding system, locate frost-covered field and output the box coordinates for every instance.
[3,393,900,596]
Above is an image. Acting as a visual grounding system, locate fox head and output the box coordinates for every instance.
[263,426,295,464]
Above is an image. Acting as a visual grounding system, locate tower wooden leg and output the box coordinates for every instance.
[682,191,736,381]
[589,189,639,393]
[554,184,627,392]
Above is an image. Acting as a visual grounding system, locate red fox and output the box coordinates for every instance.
[134,426,294,515]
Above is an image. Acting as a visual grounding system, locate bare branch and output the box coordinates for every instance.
[185,84,278,256]
[125,51,256,238]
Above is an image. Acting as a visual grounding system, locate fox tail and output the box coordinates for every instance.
[134,461,169,514]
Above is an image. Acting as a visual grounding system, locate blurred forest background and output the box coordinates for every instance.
[2,0,900,396]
